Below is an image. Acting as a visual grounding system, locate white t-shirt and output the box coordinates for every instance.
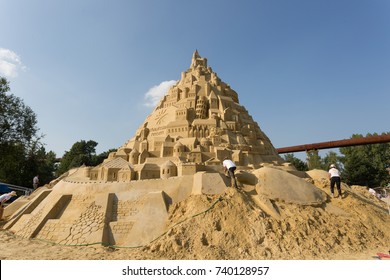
[0,193,13,203]
[328,167,340,178]
[223,159,236,169]
[368,188,376,196]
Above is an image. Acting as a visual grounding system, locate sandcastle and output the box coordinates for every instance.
[89,50,283,182]
[3,51,329,248]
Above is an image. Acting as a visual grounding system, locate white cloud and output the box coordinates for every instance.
[0,48,26,78]
[144,80,177,107]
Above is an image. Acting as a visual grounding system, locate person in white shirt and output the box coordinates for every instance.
[328,164,342,198]
[0,191,17,220]
[222,157,238,188]
[33,175,39,190]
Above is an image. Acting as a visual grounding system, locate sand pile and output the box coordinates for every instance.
[143,183,389,260]
[1,167,389,260]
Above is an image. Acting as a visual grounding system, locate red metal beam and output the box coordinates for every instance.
[276,134,390,154]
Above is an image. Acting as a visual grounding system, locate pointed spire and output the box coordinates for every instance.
[191,50,201,68]
[193,49,200,59]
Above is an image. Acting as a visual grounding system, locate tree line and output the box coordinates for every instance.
[1,76,389,188]
[283,132,390,187]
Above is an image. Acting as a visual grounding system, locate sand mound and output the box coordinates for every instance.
[253,167,327,206]
[306,169,329,181]
[1,167,389,260]
[140,184,389,260]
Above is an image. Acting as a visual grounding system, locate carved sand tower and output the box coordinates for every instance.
[111,50,282,174]
[3,51,326,249]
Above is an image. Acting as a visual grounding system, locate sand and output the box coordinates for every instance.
[1,169,389,260]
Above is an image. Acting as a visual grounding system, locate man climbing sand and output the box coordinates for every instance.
[328,164,342,198]
[223,157,238,188]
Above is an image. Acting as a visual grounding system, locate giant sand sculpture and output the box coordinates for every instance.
[3,51,329,248]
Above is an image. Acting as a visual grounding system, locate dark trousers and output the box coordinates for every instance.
[227,167,238,188]
[330,176,341,195]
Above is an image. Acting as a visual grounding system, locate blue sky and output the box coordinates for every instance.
[1,0,389,160]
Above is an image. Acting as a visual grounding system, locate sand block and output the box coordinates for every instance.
[192,172,229,195]
[9,192,111,246]
[286,170,308,178]
[254,167,327,206]
[110,191,170,247]
[4,189,52,229]
[10,194,73,239]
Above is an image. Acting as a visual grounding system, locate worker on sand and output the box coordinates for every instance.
[328,164,342,198]
[222,157,239,188]
[0,191,17,220]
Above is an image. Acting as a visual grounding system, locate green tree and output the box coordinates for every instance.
[24,145,57,186]
[306,150,323,170]
[283,153,308,171]
[340,133,390,187]
[322,151,343,171]
[56,140,111,176]
[0,142,25,185]
[0,77,56,187]
[0,77,38,146]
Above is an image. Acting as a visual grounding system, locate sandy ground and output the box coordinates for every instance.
[0,229,387,260]
[1,176,389,260]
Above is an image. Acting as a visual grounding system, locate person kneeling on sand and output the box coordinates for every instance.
[223,157,239,188]
[0,191,17,220]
